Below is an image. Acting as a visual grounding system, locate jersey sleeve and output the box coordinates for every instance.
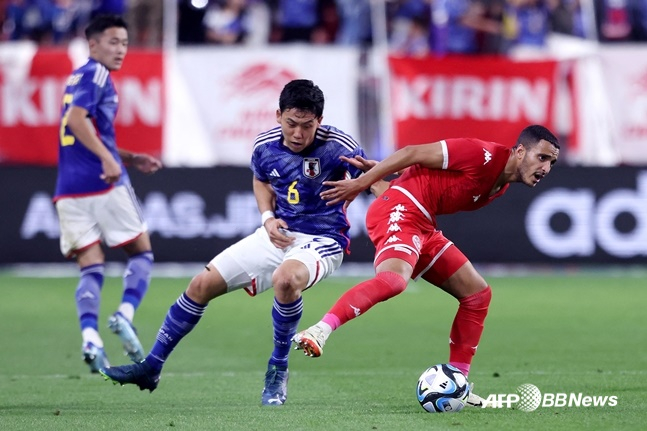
[70,66,101,117]
[250,145,268,182]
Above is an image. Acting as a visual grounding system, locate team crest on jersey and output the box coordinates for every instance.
[303,158,321,179]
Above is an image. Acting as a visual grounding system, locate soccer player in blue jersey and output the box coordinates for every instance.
[101,79,377,406]
[54,15,162,374]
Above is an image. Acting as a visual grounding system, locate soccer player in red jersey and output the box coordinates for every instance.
[293,124,560,405]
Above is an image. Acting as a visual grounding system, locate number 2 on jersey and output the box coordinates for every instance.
[59,93,75,146]
[287,180,300,204]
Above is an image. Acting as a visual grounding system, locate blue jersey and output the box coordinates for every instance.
[278,0,318,27]
[54,58,128,200]
[251,125,367,252]
[446,0,478,54]
[506,4,548,47]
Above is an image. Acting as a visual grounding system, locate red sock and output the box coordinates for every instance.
[449,287,492,377]
[327,271,407,328]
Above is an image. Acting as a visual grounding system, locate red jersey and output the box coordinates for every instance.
[389,138,511,222]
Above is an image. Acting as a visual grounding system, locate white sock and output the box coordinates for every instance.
[82,328,103,347]
[317,321,333,338]
[118,303,135,322]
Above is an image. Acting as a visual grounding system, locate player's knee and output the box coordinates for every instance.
[460,286,492,310]
[271,270,305,296]
[375,271,408,296]
[273,260,310,290]
[482,286,492,306]
[187,269,226,303]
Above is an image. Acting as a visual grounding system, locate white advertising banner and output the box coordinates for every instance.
[165,45,360,166]
[598,45,647,165]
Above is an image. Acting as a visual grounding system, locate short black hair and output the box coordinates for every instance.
[279,79,325,118]
[85,15,128,40]
[515,125,560,150]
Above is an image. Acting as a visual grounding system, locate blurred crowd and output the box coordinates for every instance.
[0,0,162,46]
[178,0,647,53]
[2,0,647,52]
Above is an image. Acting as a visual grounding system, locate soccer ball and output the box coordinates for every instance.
[416,364,469,413]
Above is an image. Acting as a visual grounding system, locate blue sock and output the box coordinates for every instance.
[146,292,206,372]
[121,251,154,312]
[269,296,303,369]
[76,264,104,331]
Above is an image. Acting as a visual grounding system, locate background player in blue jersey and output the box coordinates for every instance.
[54,15,162,374]
[101,79,379,406]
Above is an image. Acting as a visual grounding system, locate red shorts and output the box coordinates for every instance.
[366,187,468,286]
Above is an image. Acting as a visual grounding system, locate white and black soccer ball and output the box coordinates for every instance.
[416,364,469,413]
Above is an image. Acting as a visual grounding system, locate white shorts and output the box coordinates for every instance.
[55,184,147,257]
[210,226,344,296]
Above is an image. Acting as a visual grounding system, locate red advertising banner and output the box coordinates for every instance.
[389,55,561,148]
[0,47,163,166]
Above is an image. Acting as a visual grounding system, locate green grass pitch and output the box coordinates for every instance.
[0,271,645,430]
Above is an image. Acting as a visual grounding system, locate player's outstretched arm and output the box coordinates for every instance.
[320,177,365,206]
[322,142,444,205]
[340,155,378,172]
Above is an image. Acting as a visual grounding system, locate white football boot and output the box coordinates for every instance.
[292,325,328,357]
